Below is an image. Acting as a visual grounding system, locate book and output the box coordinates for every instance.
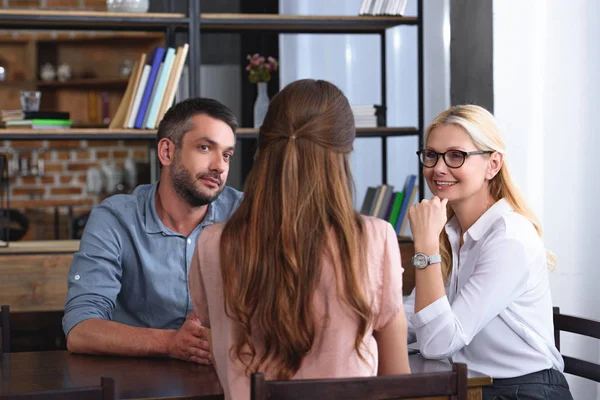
[123,52,147,128]
[145,47,176,129]
[377,185,395,219]
[368,185,384,216]
[395,174,417,235]
[388,192,405,227]
[142,61,164,128]
[108,60,139,129]
[127,64,151,129]
[360,186,378,215]
[399,183,419,236]
[6,119,72,129]
[2,111,70,121]
[157,43,189,124]
[134,46,166,129]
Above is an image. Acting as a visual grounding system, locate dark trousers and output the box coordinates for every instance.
[482,368,573,400]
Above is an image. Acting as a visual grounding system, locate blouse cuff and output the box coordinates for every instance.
[410,296,451,329]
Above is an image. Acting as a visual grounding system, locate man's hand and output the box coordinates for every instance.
[167,312,212,364]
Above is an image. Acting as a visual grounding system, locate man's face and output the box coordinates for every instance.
[170,114,235,208]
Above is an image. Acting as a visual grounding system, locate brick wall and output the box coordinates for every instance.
[3,139,151,240]
[4,0,107,10]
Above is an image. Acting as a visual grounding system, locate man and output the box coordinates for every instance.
[63,98,242,365]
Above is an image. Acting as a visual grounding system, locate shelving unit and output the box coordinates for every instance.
[0,126,418,141]
[0,0,425,199]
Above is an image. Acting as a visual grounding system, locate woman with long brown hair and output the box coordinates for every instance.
[189,79,410,400]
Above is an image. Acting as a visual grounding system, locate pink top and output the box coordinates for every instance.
[189,216,403,400]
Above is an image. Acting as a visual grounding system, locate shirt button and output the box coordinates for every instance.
[74,275,81,281]
[187,238,192,244]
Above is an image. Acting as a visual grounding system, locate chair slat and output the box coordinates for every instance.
[553,307,600,383]
[564,356,600,383]
[252,363,467,400]
[1,304,9,353]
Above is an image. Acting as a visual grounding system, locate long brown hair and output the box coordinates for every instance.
[220,79,371,380]
[426,105,556,283]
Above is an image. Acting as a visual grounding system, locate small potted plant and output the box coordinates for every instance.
[246,53,278,128]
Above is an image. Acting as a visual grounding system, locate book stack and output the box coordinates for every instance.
[110,43,190,129]
[359,0,408,16]
[352,105,378,128]
[351,105,386,128]
[359,174,418,237]
[1,110,72,130]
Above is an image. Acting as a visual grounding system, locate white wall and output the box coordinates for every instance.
[494,1,600,398]
[279,0,449,207]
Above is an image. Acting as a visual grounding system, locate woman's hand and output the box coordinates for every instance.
[408,196,448,250]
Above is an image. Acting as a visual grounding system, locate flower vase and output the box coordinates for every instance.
[253,81,270,129]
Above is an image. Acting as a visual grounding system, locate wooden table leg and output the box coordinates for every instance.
[468,387,483,400]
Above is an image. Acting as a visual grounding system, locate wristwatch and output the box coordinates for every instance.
[412,253,442,269]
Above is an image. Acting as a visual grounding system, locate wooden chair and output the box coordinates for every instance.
[250,363,467,400]
[0,377,115,400]
[1,304,9,353]
[553,306,600,382]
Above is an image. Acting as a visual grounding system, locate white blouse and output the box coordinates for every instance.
[404,199,564,378]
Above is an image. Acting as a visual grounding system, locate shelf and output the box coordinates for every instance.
[0,128,156,140]
[0,10,415,33]
[199,13,418,33]
[36,78,130,89]
[0,10,188,31]
[236,127,418,138]
[0,127,418,141]
[0,31,164,43]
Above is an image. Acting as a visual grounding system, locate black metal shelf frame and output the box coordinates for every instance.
[0,153,8,248]
[0,0,424,196]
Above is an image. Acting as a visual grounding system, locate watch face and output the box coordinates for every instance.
[413,253,428,269]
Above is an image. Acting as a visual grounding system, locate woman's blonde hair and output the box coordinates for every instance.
[219,79,371,380]
[425,105,556,282]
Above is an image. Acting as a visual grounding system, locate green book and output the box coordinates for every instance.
[6,119,72,126]
[388,192,405,227]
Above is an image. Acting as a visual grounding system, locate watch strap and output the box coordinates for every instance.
[428,254,441,264]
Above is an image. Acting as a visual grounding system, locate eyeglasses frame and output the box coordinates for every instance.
[416,149,494,169]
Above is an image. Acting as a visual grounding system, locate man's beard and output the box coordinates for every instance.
[170,160,224,208]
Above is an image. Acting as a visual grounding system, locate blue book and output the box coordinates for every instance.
[134,46,165,129]
[145,47,176,129]
[395,174,417,235]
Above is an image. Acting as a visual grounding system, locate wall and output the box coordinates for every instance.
[279,0,449,208]
[450,0,493,110]
[494,1,600,398]
[3,139,150,239]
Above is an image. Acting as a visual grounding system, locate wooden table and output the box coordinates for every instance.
[0,351,491,399]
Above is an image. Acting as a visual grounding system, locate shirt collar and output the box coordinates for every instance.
[445,198,513,242]
[144,182,219,235]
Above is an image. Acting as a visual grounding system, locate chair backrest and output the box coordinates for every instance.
[250,363,467,400]
[553,306,600,382]
[0,377,115,400]
[0,304,9,353]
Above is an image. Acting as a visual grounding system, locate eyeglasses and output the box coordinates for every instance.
[416,149,494,168]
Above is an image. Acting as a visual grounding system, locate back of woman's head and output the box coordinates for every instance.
[427,105,554,281]
[220,79,371,379]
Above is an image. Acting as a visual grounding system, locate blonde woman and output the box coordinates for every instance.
[406,105,572,399]
[189,79,410,400]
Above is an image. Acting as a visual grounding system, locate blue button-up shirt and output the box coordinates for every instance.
[62,182,243,336]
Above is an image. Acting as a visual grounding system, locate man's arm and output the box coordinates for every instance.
[67,315,211,362]
[67,319,172,356]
